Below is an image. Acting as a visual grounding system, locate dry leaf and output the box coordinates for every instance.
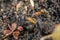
[13,31,20,40]
[52,24,60,40]
[12,22,17,31]
[3,30,14,38]
[3,22,17,38]
[3,30,11,35]
[40,24,60,40]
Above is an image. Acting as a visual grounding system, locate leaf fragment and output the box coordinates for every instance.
[13,31,20,40]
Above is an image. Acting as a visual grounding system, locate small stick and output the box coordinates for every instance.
[8,24,12,31]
